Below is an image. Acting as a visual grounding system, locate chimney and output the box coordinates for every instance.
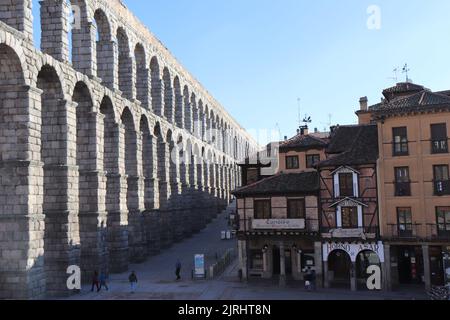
[297,129,300,134]
[359,96,368,111]
[300,126,309,136]
[284,136,288,141]
[314,128,318,133]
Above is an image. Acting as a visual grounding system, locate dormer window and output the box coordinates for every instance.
[333,166,359,198]
[286,156,299,169]
[339,173,354,197]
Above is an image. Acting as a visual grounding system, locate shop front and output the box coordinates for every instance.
[238,234,322,286]
[323,242,385,291]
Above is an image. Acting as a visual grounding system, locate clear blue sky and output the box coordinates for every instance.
[31,0,450,144]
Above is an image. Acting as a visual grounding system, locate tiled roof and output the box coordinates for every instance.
[232,171,319,196]
[382,82,425,96]
[370,90,450,114]
[319,125,378,167]
[280,133,328,150]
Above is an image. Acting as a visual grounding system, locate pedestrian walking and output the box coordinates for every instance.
[175,260,182,280]
[99,272,109,291]
[91,271,100,292]
[304,268,312,291]
[129,271,138,293]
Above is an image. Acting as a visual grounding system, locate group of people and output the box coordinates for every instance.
[89,260,183,294]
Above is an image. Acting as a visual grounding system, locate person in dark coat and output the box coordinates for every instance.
[129,271,138,293]
[91,271,100,292]
[175,260,182,280]
[98,272,109,291]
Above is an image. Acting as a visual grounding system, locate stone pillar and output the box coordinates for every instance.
[40,0,70,62]
[324,260,330,289]
[279,242,286,287]
[106,123,128,273]
[314,242,323,288]
[78,112,108,281]
[42,99,81,297]
[350,262,357,292]
[238,240,248,280]
[72,6,96,77]
[422,244,431,291]
[0,85,45,299]
[0,0,34,41]
[97,39,117,90]
[158,139,173,248]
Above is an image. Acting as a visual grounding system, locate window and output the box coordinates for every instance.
[286,156,299,169]
[254,200,271,219]
[306,154,321,168]
[397,208,413,237]
[339,173,354,197]
[436,207,450,236]
[431,123,448,154]
[341,207,358,228]
[395,167,411,196]
[393,127,409,156]
[287,199,306,219]
[434,165,450,196]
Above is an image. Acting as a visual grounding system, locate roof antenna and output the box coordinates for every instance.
[388,67,399,84]
[297,98,302,128]
[402,63,410,83]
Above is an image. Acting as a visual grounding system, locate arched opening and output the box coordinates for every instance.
[183,86,191,131]
[191,94,198,136]
[163,68,174,122]
[154,123,167,207]
[356,250,381,290]
[140,116,153,210]
[0,44,31,297]
[135,44,149,108]
[121,107,138,211]
[73,82,106,275]
[150,57,162,116]
[94,9,113,87]
[0,44,25,162]
[117,27,133,100]
[174,77,183,128]
[198,100,205,140]
[328,250,352,289]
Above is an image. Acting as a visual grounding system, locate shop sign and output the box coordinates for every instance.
[323,241,385,262]
[252,219,305,230]
[194,254,205,279]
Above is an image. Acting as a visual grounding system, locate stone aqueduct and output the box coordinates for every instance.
[0,0,258,298]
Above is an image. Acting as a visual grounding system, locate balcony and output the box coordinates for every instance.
[321,226,379,239]
[395,181,411,197]
[434,180,450,196]
[386,224,422,241]
[426,224,450,241]
[431,140,448,154]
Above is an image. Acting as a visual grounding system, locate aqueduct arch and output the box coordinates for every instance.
[0,0,258,299]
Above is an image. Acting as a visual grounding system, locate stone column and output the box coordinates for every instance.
[106,123,129,273]
[40,0,70,62]
[128,132,146,263]
[279,242,286,287]
[0,0,34,41]
[79,112,108,280]
[72,9,97,77]
[350,262,357,291]
[97,40,117,90]
[314,242,324,288]
[0,85,45,299]
[422,244,431,291]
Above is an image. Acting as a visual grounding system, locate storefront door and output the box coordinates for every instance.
[272,246,280,275]
[328,250,351,288]
[430,246,445,286]
[397,246,424,285]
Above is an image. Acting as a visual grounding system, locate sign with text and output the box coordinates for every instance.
[194,254,205,278]
[252,219,305,230]
[323,241,385,263]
